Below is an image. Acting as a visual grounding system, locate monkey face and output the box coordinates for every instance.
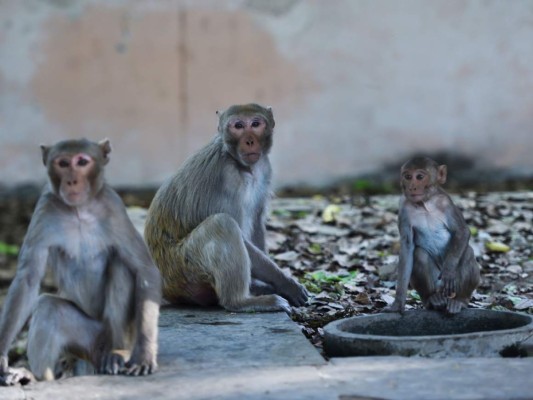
[401,168,433,203]
[41,139,111,207]
[226,115,271,166]
[400,157,448,204]
[217,104,274,168]
[52,153,97,206]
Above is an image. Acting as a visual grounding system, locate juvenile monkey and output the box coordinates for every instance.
[0,139,161,385]
[145,104,308,313]
[386,157,480,314]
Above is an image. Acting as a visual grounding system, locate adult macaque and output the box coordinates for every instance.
[145,103,308,313]
[386,157,480,314]
[0,139,161,385]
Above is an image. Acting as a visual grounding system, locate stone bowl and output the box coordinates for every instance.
[323,309,533,358]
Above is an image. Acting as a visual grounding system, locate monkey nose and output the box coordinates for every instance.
[67,180,78,186]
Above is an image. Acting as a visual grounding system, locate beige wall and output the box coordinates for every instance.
[1,0,532,188]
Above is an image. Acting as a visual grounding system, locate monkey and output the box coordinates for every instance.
[0,139,161,385]
[386,156,480,315]
[144,103,308,313]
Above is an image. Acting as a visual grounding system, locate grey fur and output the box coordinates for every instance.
[145,104,308,313]
[0,139,161,384]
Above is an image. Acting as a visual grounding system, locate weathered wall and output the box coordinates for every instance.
[0,0,532,188]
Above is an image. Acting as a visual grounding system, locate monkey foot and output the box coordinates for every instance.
[446,299,466,314]
[383,300,405,314]
[427,293,447,310]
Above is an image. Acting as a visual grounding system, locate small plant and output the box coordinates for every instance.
[301,270,359,293]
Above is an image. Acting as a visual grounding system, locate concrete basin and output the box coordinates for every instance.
[324,309,533,358]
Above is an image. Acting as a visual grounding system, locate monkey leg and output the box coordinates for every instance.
[411,248,446,310]
[178,213,290,313]
[446,246,481,314]
[27,294,101,381]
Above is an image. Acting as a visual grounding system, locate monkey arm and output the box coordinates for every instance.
[245,239,287,283]
[250,211,267,252]
[126,265,161,375]
[115,224,161,375]
[386,212,414,313]
[244,239,308,306]
[0,247,48,372]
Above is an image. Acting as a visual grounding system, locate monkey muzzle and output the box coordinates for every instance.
[242,152,260,164]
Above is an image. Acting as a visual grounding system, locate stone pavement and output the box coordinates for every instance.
[0,307,532,400]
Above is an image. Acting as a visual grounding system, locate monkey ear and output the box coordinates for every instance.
[99,139,112,165]
[266,106,275,128]
[40,145,50,166]
[216,110,224,133]
[437,165,447,185]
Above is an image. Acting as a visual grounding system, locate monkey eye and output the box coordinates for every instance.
[58,159,70,168]
[234,121,244,129]
[416,174,425,180]
[404,174,412,180]
[251,120,261,128]
[77,158,90,167]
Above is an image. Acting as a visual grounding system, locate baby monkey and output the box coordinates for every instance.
[386,157,480,314]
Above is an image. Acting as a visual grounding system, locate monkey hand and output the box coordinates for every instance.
[439,269,457,299]
[278,279,309,307]
[124,348,158,376]
[384,299,405,314]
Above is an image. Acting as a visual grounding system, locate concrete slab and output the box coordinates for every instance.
[0,307,532,400]
[157,306,326,369]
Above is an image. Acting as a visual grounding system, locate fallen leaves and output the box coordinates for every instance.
[267,192,533,352]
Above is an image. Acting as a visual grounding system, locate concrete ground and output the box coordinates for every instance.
[0,307,532,400]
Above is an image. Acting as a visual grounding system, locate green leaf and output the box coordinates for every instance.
[491,305,509,312]
[485,241,510,253]
[302,280,321,294]
[353,179,373,191]
[308,243,322,255]
[272,209,291,218]
[503,283,518,295]
[508,296,524,306]
[309,271,334,282]
[409,290,421,301]
[0,242,19,256]
[339,270,358,283]
[305,270,358,285]
[295,211,310,219]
